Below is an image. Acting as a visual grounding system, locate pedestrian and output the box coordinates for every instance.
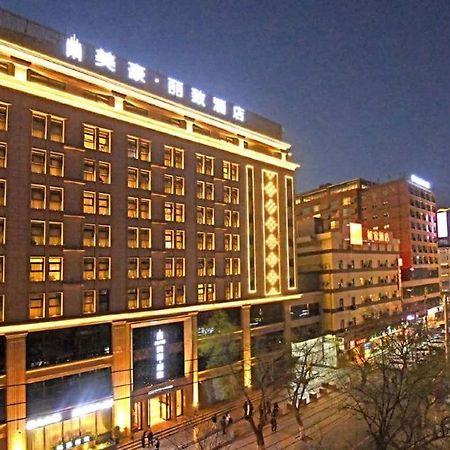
[273,402,279,417]
[243,400,248,417]
[266,400,271,416]
[141,430,147,448]
[220,415,227,435]
[225,411,232,426]
[271,415,277,432]
[212,413,217,425]
[153,436,160,450]
[147,429,154,447]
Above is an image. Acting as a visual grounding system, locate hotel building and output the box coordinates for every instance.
[296,176,440,318]
[0,9,321,450]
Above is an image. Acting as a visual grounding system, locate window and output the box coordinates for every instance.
[128,257,138,279]
[0,294,3,322]
[83,224,95,246]
[175,258,185,277]
[0,218,5,245]
[128,228,138,248]
[0,180,5,206]
[128,288,138,309]
[197,181,205,199]
[166,175,184,195]
[140,170,151,190]
[225,282,241,300]
[48,222,63,246]
[224,186,239,204]
[140,287,151,308]
[196,154,214,175]
[140,257,151,278]
[223,161,239,181]
[197,232,205,251]
[128,136,151,161]
[164,229,185,249]
[140,228,151,248]
[0,103,8,131]
[225,234,240,251]
[225,258,241,275]
[175,230,185,249]
[165,258,174,277]
[83,124,111,152]
[164,146,184,169]
[83,257,95,280]
[31,221,45,245]
[98,225,110,247]
[165,202,185,222]
[206,233,215,250]
[47,152,63,177]
[0,257,4,283]
[48,257,62,281]
[97,257,110,280]
[225,210,240,227]
[164,175,174,194]
[0,143,7,168]
[47,292,62,317]
[128,168,138,188]
[30,257,45,282]
[82,290,96,314]
[197,206,205,225]
[198,283,215,302]
[31,149,46,174]
[206,258,215,276]
[140,198,151,219]
[48,187,63,211]
[32,112,64,142]
[31,185,45,209]
[128,197,138,218]
[165,286,175,306]
[176,286,185,304]
[175,203,185,222]
[205,182,214,200]
[29,293,44,319]
[98,193,110,215]
[98,162,110,184]
[205,208,214,225]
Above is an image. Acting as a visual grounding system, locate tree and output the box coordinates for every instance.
[343,325,450,450]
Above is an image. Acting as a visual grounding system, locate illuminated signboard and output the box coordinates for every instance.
[367,229,390,242]
[410,174,431,190]
[64,35,245,123]
[26,412,62,430]
[56,435,92,450]
[437,211,449,238]
[154,329,166,380]
[349,223,363,245]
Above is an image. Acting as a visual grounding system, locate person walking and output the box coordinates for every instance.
[272,402,279,417]
[147,429,154,447]
[220,415,227,435]
[271,415,277,432]
[153,436,160,450]
[141,430,147,448]
[225,411,232,426]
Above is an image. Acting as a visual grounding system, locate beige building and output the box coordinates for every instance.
[0,9,322,450]
[296,219,402,352]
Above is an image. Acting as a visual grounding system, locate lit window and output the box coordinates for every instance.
[83,257,95,280]
[83,224,95,247]
[83,191,95,214]
[139,170,151,190]
[197,206,205,225]
[128,136,138,159]
[197,232,205,251]
[175,203,185,222]
[128,288,138,309]
[47,292,62,317]
[0,104,8,131]
[98,162,110,184]
[48,187,63,211]
[128,197,138,218]
[175,176,184,196]
[176,286,185,304]
[206,233,215,250]
[128,257,138,279]
[197,181,205,199]
[206,258,215,276]
[48,257,62,281]
[30,257,45,282]
[31,221,45,245]
[0,294,4,322]
[128,168,138,188]
[29,293,44,319]
[231,188,239,204]
[205,207,214,225]
[97,257,110,280]
[164,175,174,194]
[128,136,151,161]
[31,185,45,209]
[205,182,214,200]
[32,113,46,139]
[83,124,111,152]
[140,198,151,219]
[98,225,110,247]
[0,218,5,245]
[98,193,110,215]
[31,149,46,174]
[48,222,63,246]
[32,112,65,142]
[48,153,64,177]
[140,287,151,308]
[175,230,185,249]
[82,290,96,314]
[165,202,174,221]
[197,258,206,276]
[164,146,184,168]
[196,154,214,175]
[165,258,174,277]
[0,142,6,169]
[164,229,174,249]
[140,228,151,248]
[128,227,138,248]
[140,257,151,278]
[0,256,4,282]
[165,285,175,306]
[197,284,205,302]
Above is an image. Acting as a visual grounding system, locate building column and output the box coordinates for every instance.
[6,333,26,450]
[241,306,252,388]
[111,321,131,432]
[184,313,198,414]
[283,301,292,345]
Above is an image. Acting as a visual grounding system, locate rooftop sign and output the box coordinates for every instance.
[410,174,431,190]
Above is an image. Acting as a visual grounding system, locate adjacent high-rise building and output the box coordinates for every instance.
[0,9,322,450]
[296,175,440,318]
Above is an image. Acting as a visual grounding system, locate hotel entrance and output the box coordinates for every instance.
[132,388,185,430]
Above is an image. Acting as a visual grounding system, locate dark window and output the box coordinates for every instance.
[133,323,184,389]
[250,303,283,327]
[26,324,111,369]
[251,331,284,355]
[27,368,112,417]
[99,289,110,312]
[290,303,320,319]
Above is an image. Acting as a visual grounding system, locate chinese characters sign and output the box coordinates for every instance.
[65,35,245,122]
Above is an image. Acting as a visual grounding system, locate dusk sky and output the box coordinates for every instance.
[3,0,450,204]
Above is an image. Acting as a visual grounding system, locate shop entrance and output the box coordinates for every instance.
[132,388,184,430]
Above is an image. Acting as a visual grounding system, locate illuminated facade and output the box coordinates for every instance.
[0,9,320,450]
[297,177,440,317]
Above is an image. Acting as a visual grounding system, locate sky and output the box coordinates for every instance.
[2,0,450,204]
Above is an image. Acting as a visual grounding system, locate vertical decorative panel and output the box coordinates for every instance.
[246,166,256,292]
[285,176,297,289]
[262,170,281,295]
